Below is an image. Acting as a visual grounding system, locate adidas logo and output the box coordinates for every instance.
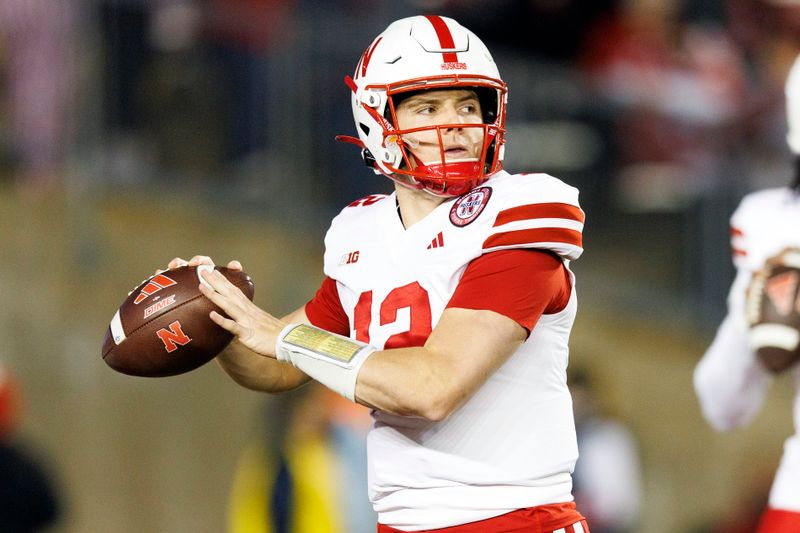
[427,232,445,250]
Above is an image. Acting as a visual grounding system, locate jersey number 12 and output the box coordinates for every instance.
[353,282,432,348]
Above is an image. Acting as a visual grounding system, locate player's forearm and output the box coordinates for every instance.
[355,346,476,421]
[216,340,309,392]
[353,309,522,420]
[694,315,770,430]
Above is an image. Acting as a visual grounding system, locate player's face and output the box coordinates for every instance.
[394,89,484,166]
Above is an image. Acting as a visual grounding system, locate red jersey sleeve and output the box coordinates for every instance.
[304,276,351,336]
[446,249,571,333]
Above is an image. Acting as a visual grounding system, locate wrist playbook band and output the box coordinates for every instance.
[275,323,377,401]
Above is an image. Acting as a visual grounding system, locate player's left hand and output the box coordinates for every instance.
[198,267,284,359]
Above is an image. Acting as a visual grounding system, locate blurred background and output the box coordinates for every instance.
[0,0,798,532]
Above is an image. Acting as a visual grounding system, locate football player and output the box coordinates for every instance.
[176,16,589,533]
[693,54,800,532]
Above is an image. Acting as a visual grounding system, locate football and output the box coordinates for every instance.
[746,248,800,373]
[102,265,255,377]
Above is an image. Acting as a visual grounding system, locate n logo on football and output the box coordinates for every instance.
[156,321,192,353]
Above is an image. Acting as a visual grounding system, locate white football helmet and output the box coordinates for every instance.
[787,54,800,156]
[337,15,507,197]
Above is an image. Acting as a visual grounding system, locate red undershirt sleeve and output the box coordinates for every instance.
[446,249,572,334]
[304,276,351,336]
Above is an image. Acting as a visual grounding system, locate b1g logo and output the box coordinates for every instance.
[450,187,492,227]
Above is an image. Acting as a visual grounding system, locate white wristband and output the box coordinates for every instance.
[275,323,376,401]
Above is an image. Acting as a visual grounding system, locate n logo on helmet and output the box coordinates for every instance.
[156,321,192,353]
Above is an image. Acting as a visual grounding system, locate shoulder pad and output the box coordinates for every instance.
[730,189,784,269]
[346,194,389,209]
[482,173,584,260]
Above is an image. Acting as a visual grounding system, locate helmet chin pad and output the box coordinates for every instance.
[413,161,485,196]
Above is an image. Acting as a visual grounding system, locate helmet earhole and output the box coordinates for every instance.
[361,149,376,168]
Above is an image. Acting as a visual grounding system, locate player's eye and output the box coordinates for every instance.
[460,102,480,115]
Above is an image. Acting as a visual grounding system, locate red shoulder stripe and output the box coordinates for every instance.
[731,226,746,257]
[494,202,585,226]
[483,227,583,250]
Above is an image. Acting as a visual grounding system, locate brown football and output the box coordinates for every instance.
[747,248,800,373]
[102,265,255,377]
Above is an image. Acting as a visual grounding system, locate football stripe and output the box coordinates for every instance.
[483,227,583,250]
[494,202,585,226]
[110,309,126,345]
[196,264,215,289]
[749,324,800,351]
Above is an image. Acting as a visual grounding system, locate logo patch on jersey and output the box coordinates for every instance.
[449,187,492,227]
[340,251,360,265]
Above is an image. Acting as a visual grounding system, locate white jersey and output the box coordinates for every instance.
[694,186,800,511]
[321,170,584,530]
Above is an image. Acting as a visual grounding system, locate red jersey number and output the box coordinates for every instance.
[353,282,432,348]
[348,195,386,208]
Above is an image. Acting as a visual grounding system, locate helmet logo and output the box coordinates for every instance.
[441,62,467,70]
[449,187,492,227]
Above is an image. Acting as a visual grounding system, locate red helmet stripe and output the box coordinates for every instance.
[424,15,459,63]
[359,36,383,77]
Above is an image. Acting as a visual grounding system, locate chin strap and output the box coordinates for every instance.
[334,135,365,149]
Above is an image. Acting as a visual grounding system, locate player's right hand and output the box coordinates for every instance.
[156,256,243,275]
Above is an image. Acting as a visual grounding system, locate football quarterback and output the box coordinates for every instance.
[173,15,589,533]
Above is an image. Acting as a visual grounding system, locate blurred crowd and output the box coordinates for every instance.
[0,0,798,311]
[0,0,796,206]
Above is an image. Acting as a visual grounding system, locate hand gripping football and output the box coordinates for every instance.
[102,265,255,377]
[746,247,800,373]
